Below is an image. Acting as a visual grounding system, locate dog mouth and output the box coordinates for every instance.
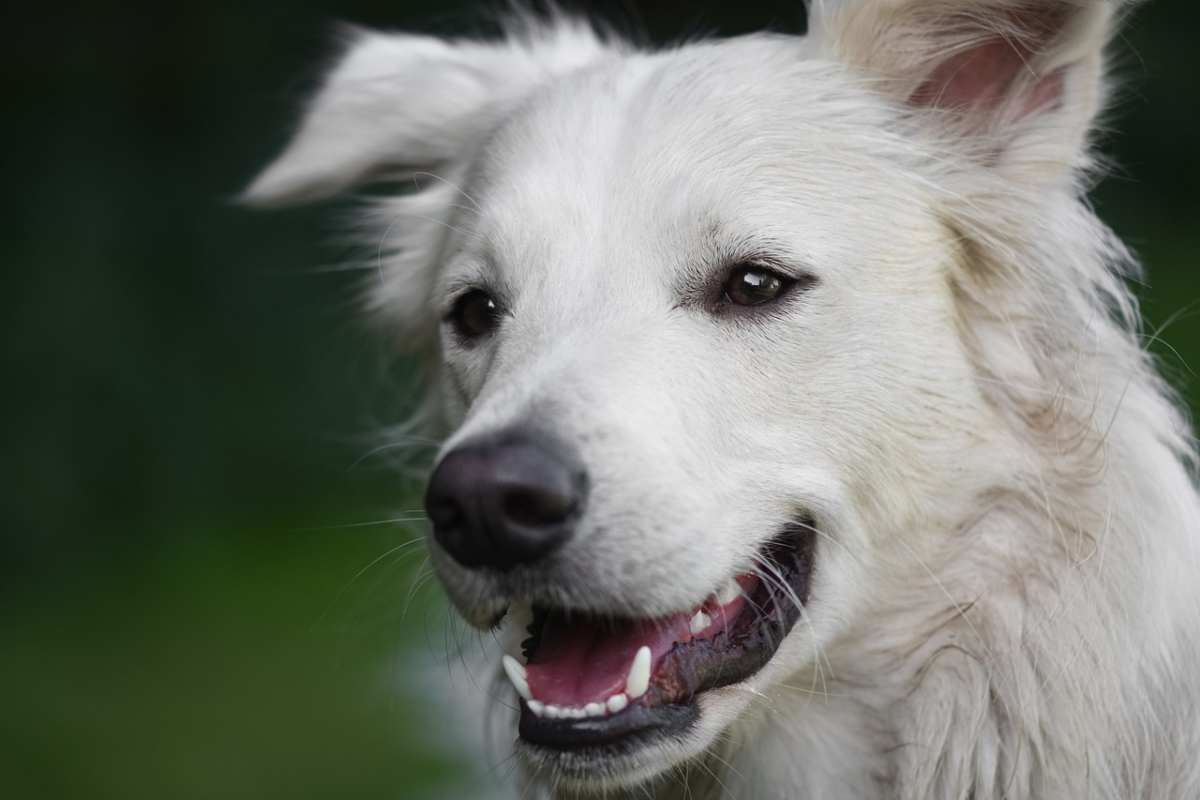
[502,522,816,756]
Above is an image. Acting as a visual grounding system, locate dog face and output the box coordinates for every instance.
[248,1,1116,791]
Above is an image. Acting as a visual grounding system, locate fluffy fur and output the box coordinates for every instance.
[247,1,1200,797]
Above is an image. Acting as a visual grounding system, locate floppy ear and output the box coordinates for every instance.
[807,0,1125,179]
[243,20,609,206]
[243,19,610,343]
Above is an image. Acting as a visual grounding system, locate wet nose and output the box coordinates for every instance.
[424,432,587,571]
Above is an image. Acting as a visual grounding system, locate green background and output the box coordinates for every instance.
[5,2,1197,797]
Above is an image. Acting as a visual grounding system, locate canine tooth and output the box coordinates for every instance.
[625,646,651,699]
[716,577,742,606]
[584,702,605,717]
[689,610,712,635]
[506,603,534,660]
[607,693,628,713]
[527,700,545,716]
[502,655,531,701]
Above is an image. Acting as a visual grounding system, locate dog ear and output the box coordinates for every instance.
[242,20,608,206]
[242,19,610,345]
[807,0,1127,178]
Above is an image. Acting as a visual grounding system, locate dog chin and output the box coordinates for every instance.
[515,684,753,792]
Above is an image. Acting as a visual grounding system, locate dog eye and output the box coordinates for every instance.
[448,289,501,341]
[722,265,794,307]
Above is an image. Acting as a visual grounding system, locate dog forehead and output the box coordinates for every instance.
[471,34,914,266]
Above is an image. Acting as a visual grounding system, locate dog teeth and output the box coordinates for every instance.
[689,610,712,635]
[505,602,534,659]
[625,646,651,700]
[506,647,650,720]
[524,698,618,720]
[502,655,532,701]
[715,577,742,606]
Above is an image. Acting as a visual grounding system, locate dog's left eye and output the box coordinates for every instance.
[722,265,795,307]
[447,289,502,342]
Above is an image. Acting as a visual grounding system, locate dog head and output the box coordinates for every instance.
[248,1,1123,791]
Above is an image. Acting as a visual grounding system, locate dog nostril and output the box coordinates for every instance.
[502,486,575,528]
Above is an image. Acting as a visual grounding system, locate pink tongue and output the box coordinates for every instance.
[525,612,690,706]
[524,576,758,707]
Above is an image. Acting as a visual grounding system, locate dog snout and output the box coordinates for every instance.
[424,431,587,571]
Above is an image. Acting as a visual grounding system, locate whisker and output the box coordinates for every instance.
[401,557,434,622]
[297,517,428,531]
[412,170,483,213]
[349,438,441,470]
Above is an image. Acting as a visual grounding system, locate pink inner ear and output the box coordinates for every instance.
[910,38,1064,119]
[908,2,1072,122]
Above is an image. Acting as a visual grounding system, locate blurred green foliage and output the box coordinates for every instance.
[3,1,1197,797]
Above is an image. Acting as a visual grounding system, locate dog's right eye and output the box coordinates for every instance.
[721,265,797,307]
[447,289,501,342]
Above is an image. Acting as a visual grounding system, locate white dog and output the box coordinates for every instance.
[246,1,1200,797]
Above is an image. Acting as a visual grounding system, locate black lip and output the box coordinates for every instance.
[518,702,698,751]
[516,520,816,753]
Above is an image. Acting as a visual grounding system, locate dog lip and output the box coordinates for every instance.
[518,700,699,751]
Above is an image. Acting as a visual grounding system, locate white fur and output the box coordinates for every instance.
[248,2,1200,797]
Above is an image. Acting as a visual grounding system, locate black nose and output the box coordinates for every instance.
[424,432,586,571]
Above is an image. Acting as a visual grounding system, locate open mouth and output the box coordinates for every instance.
[501,523,816,755]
